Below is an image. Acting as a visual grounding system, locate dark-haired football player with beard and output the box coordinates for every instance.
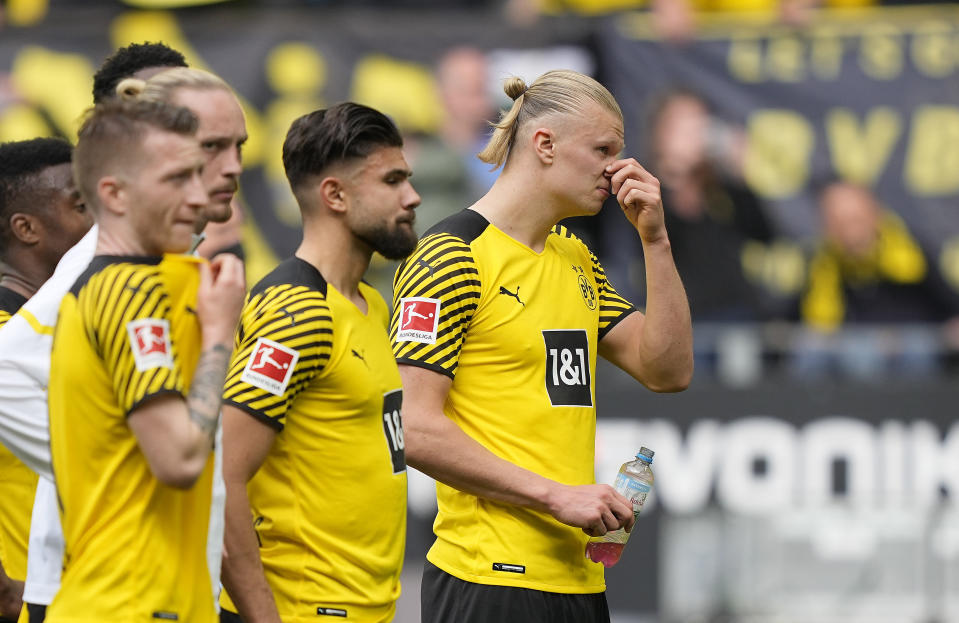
[220,102,420,623]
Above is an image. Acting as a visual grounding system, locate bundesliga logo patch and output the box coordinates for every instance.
[396,297,440,344]
[126,318,173,372]
[241,337,299,396]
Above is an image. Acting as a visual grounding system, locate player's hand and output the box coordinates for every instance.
[607,159,667,244]
[0,572,23,620]
[197,253,246,347]
[546,483,635,537]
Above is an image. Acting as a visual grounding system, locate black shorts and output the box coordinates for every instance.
[220,609,243,623]
[421,561,610,623]
[27,603,46,623]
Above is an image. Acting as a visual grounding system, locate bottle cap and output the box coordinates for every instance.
[636,447,654,463]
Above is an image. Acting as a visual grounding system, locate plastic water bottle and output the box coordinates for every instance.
[585,447,654,568]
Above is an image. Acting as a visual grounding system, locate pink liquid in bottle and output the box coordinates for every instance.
[585,541,624,568]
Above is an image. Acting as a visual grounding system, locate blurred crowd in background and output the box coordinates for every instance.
[1,0,958,385]
[2,3,958,622]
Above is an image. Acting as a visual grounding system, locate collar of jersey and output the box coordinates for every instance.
[89,254,163,268]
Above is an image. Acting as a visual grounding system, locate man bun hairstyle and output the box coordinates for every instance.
[115,77,148,100]
[477,69,623,170]
[116,67,233,104]
[503,76,528,101]
[92,42,188,104]
[282,102,403,192]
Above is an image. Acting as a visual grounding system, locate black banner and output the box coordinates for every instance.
[600,6,959,250]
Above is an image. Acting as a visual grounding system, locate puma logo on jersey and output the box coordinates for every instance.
[255,306,296,326]
[351,348,368,367]
[498,285,525,306]
[278,306,297,326]
[414,258,436,276]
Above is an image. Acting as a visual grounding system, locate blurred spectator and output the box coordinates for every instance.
[437,47,498,202]
[601,89,778,325]
[120,0,234,7]
[368,47,498,302]
[791,181,959,381]
[403,46,497,235]
[514,0,937,40]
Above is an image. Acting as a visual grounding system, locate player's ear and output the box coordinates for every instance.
[318,177,346,214]
[8,213,41,245]
[532,128,555,165]
[97,176,126,217]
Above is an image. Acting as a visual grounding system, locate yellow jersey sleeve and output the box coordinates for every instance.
[591,249,636,339]
[223,285,333,430]
[86,266,187,415]
[390,232,481,379]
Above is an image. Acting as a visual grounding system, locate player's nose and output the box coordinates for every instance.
[403,182,421,210]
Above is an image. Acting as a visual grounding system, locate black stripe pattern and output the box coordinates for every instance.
[390,231,481,379]
[72,260,184,415]
[222,265,334,431]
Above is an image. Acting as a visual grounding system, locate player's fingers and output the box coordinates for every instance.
[611,498,635,532]
[606,157,640,175]
[208,255,226,281]
[622,187,662,211]
[617,177,660,198]
[212,255,244,290]
[197,259,212,290]
[221,255,246,287]
[602,509,619,532]
[608,159,657,190]
[609,163,642,193]
[588,518,607,537]
[619,158,656,183]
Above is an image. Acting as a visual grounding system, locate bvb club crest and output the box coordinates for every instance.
[572,265,597,310]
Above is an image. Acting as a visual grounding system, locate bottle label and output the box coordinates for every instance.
[614,473,651,513]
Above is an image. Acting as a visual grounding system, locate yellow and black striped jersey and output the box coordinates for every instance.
[0,285,37,584]
[221,257,407,622]
[47,254,216,623]
[390,209,635,594]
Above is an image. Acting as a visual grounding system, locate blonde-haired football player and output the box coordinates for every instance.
[46,98,245,623]
[391,69,693,622]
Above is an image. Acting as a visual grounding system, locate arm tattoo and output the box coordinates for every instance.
[187,343,231,439]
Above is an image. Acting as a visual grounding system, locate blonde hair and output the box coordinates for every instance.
[74,99,197,212]
[116,67,232,104]
[477,69,622,169]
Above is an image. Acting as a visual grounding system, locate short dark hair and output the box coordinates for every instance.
[282,102,403,191]
[92,42,188,104]
[0,137,73,251]
[74,99,198,210]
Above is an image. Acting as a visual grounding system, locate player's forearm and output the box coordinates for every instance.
[221,483,282,623]
[0,562,23,620]
[637,236,693,391]
[406,411,559,513]
[163,342,231,486]
[185,342,230,447]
